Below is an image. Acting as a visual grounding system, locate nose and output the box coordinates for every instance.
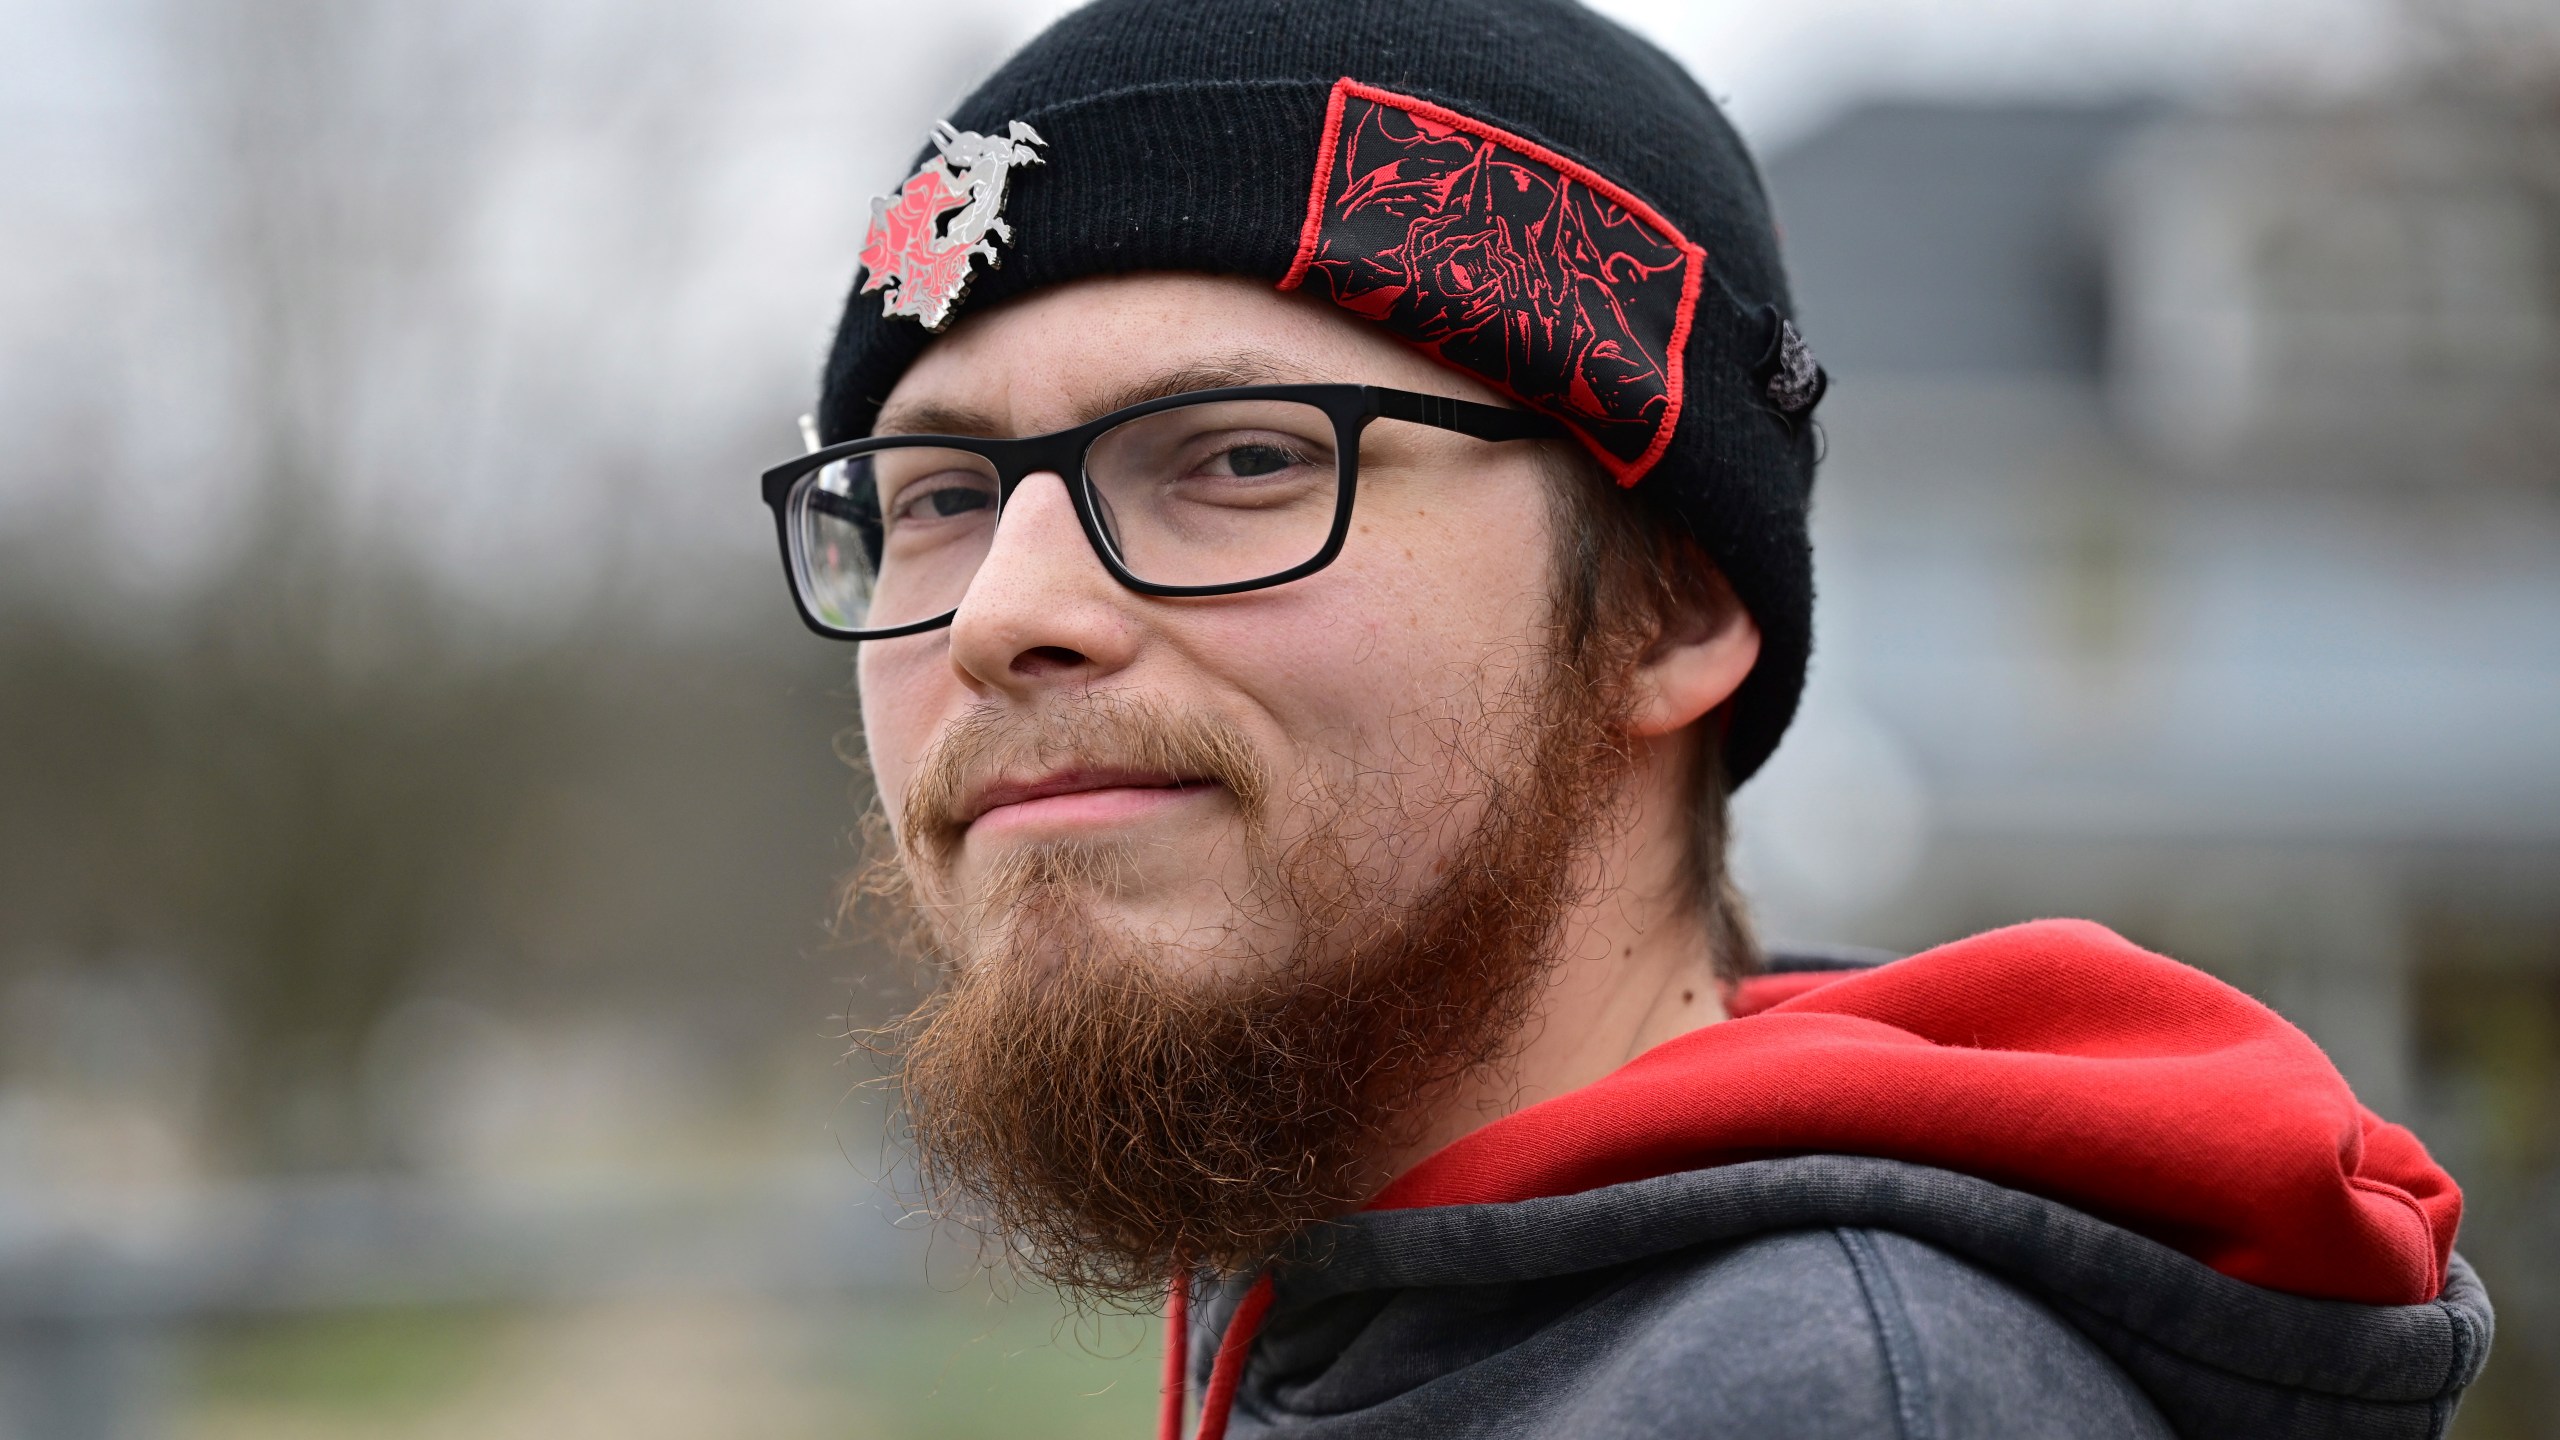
[943,470,1138,698]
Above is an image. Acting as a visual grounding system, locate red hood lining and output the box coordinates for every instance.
[1370,918,2457,1308]
[1726,965,1858,1017]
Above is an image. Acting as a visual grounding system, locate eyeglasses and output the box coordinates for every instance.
[759,383,1569,641]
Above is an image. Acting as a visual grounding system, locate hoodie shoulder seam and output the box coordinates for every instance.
[1835,1227,1937,1440]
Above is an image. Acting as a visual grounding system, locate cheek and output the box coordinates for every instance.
[1339,486,1553,692]
[1194,484,1556,787]
[854,637,955,818]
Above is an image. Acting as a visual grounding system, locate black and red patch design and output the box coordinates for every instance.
[1281,79,1705,485]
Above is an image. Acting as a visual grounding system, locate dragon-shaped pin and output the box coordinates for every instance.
[857,120,1047,331]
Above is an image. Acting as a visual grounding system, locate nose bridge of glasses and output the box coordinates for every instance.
[989,428,1095,494]
[990,425,1114,553]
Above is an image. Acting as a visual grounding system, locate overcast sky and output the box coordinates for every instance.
[0,0,2422,140]
[937,0,2416,150]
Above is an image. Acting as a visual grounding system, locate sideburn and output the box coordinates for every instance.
[886,654,1639,1306]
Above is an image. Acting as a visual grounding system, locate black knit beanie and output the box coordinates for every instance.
[818,0,1823,784]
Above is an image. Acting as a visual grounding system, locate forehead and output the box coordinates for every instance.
[874,273,1509,437]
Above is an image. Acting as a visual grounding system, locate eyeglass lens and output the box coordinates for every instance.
[787,398,1344,634]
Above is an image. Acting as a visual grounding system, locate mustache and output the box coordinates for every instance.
[898,690,1273,865]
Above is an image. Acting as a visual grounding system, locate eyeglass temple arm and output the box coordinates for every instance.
[1372,388,1570,442]
[803,488,872,525]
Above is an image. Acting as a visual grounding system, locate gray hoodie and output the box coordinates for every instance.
[1188,1155,2491,1438]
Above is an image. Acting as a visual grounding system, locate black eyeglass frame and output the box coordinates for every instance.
[758,383,1570,641]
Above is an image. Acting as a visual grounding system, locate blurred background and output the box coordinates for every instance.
[1,0,2554,1435]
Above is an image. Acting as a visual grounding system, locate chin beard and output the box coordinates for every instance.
[875,662,1634,1307]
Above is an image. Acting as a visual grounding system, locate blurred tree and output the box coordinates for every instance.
[0,0,887,1172]
[1,0,584,1169]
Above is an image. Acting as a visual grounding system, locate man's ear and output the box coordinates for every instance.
[1625,570,1761,740]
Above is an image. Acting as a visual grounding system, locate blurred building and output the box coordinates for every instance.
[1746,97,2560,1436]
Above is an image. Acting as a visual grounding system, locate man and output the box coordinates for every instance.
[759,1,2493,1435]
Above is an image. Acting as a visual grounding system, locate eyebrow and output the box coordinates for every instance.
[870,348,1312,439]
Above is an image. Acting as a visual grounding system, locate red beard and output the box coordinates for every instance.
[877,660,1636,1304]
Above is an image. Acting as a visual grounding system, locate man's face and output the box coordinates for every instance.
[859,274,1568,970]
[855,273,1642,1295]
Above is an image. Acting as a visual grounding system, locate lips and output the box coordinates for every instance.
[961,768,1215,829]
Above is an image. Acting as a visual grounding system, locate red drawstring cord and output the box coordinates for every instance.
[1195,1275,1274,1440]
[1160,1270,1191,1440]
[1160,1268,1277,1440]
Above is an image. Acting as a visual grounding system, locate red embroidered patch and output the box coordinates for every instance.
[1281,79,1705,486]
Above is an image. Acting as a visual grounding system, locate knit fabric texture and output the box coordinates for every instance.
[819,0,1821,782]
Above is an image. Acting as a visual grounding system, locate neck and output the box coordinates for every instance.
[1377,727,1728,1182]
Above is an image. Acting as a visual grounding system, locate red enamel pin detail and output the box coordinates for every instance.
[858,120,1047,331]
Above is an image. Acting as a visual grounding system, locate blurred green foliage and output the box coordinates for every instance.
[2421,931,2560,1440]
[193,1309,506,1418]
[179,1289,1160,1440]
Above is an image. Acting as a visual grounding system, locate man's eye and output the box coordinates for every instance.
[1192,430,1331,481]
[1218,444,1297,477]
[888,479,995,524]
